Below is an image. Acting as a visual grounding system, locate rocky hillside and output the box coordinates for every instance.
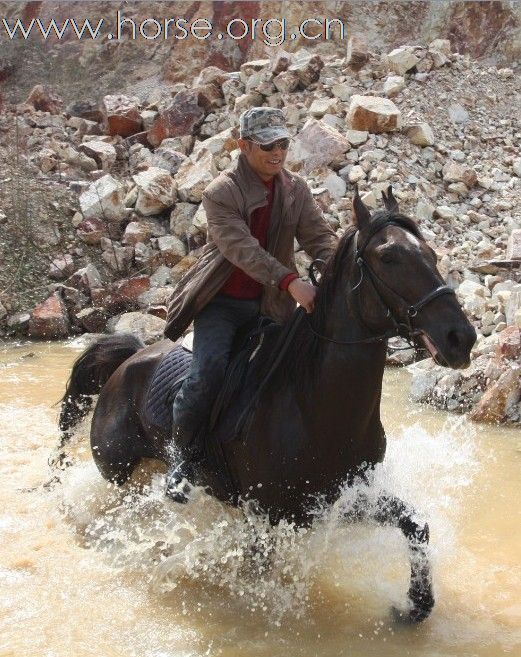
[0,1,520,106]
[0,33,520,425]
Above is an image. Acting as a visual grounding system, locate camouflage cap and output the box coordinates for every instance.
[239,107,290,145]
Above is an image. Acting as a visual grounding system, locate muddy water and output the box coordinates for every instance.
[0,339,519,657]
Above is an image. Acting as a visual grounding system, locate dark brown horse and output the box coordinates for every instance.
[58,187,476,623]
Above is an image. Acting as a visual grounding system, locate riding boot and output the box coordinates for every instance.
[165,426,196,504]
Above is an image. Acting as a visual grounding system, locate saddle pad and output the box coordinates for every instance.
[145,346,192,434]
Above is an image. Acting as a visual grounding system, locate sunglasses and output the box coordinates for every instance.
[247,138,290,151]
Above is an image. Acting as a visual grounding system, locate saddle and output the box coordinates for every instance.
[144,315,279,441]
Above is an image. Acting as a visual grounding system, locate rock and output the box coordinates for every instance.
[137,286,171,310]
[78,141,117,170]
[122,221,153,245]
[429,38,451,56]
[0,301,7,321]
[288,52,324,88]
[66,265,102,296]
[74,307,109,333]
[234,92,264,113]
[6,312,31,332]
[191,127,236,158]
[79,175,128,222]
[171,255,198,284]
[469,366,520,424]
[49,254,75,280]
[26,84,63,114]
[386,46,419,75]
[348,165,366,183]
[194,65,228,87]
[28,293,70,338]
[407,123,435,147]
[345,36,370,71]
[133,167,177,216]
[409,362,439,402]
[383,75,405,97]
[111,311,166,344]
[347,95,401,133]
[331,83,353,102]
[442,161,477,188]
[309,97,339,118]
[147,90,206,147]
[286,119,350,173]
[101,94,142,137]
[505,286,521,326]
[157,235,186,266]
[151,146,187,175]
[448,103,469,124]
[513,160,521,177]
[170,202,199,238]
[345,129,368,146]
[497,326,521,361]
[175,151,218,202]
[322,172,346,200]
[101,244,134,273]
[507,230,521,260]
[76,218,108,245]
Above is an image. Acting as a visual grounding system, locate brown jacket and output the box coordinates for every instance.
[164,153,339,341]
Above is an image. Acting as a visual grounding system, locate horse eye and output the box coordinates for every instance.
[380,253,396,264]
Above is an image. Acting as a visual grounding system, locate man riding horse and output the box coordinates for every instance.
[163,107,339,502]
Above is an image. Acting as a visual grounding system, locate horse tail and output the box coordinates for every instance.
[53,334,144,469]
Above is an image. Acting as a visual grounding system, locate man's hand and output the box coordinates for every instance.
[287,278,316,313]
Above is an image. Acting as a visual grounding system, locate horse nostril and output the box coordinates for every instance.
[447,330,461,350]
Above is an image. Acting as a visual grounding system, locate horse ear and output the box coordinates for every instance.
[352,183,371,231]
[381,185,399,214]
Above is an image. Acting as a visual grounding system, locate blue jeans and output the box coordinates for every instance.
[172,294,261,434]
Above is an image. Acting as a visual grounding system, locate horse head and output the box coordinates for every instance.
[349,185,476,369]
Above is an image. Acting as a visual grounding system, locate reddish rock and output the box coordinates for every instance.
[101,94,142,137]
[497,326,521,361]
[114,275,151,305]
[147,90,206,147]
[26,84,63,114]
[28,293,70,338]
[346,36,370,71]
[469,366,520,424]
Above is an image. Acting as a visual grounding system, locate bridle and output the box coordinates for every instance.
[307,220,456,347]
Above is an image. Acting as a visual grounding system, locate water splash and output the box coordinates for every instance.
[55,418,478,624]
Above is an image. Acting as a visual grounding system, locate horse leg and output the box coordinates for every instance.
[344,490,434,623]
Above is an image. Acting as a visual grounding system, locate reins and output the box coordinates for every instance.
[306,219,455,348]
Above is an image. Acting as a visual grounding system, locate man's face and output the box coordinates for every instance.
[238,137,288,181]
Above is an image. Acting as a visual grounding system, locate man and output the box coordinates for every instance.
[163,106,339,502]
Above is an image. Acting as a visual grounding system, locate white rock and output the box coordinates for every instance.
[133,167,177,216]
[112,312,166,344]
[79,175,128,222]
[175,151,218,203]
[383,75,405,97]
[345,129,368,146]
[348,165,366,183]
[323,172,347,200]
[309,97,339,117]
[386,46,419,75]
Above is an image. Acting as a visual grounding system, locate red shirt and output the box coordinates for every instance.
[220,177,275,299]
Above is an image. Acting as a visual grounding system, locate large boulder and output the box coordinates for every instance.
[347,95,401,133]
[26,84,63,114]
[385,46,419,75]
[78,140,117,170]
